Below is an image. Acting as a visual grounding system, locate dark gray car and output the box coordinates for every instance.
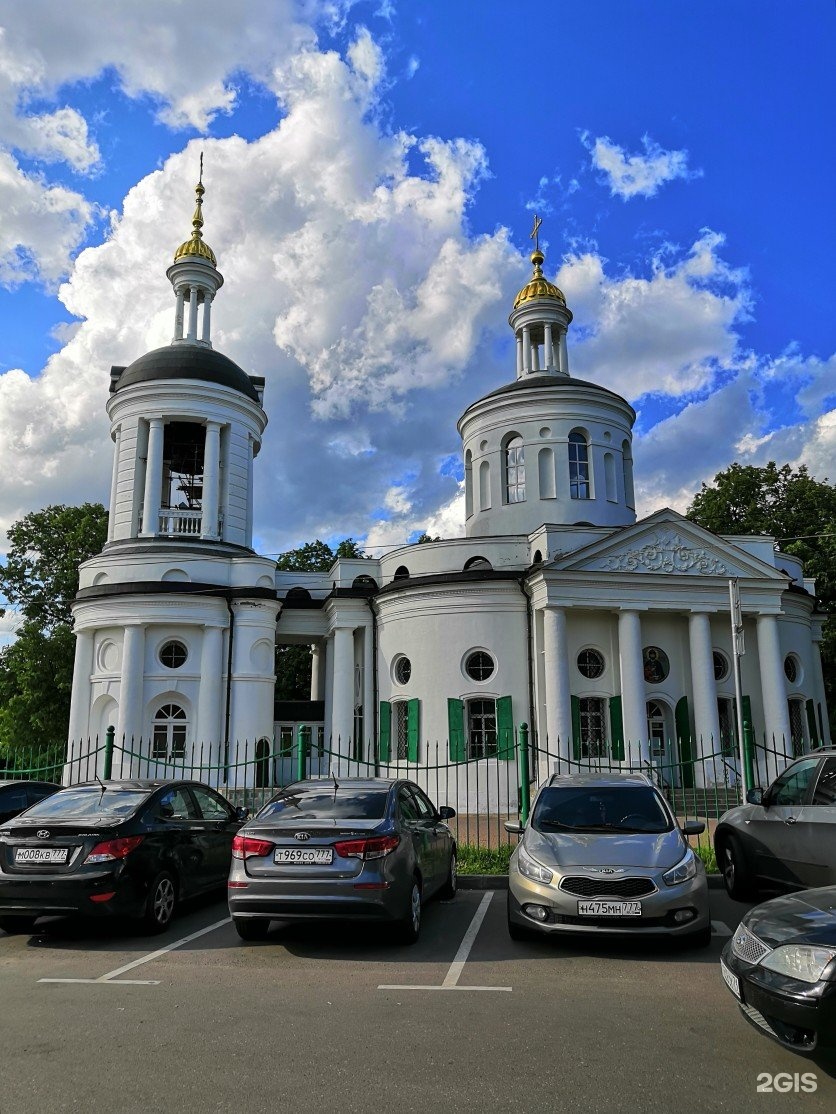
[227,777,457,944]
[715,750,836,900]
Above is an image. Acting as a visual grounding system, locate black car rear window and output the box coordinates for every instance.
[532,786,672,833]
[257,788,390,820]
[21,788,150,819]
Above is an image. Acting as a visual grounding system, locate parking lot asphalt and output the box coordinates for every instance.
[2,888,835,1114]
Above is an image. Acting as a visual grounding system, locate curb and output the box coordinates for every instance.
[459,874,724,890]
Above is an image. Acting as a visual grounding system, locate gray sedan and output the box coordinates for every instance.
[505,772,710,945]
[715,749,836,900]
[228,777,457,943]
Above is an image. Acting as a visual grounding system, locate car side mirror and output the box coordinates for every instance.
[235,806,250,823]
[159,803,175,819]
[682,820,705,836]
[504,820,524,835]
[438,806,456,820]
[746,787,764,806]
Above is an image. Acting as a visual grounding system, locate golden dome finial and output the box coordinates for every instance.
[512,213,566,309]
[173,151,217,266]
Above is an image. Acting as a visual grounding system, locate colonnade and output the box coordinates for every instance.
[516,323,569,377]
[173,284,213,344]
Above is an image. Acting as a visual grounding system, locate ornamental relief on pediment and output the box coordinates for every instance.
[592,529,729,575]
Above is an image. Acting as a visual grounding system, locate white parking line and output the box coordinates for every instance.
[38,916,231,985]
[378,891,512,993]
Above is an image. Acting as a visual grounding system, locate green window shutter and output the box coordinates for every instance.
[448,698,466,762]
[378,701,391,762]
[806,699,819,747]
[407,699,420,762]
[496,696,514,759]
[609,695,624,761]
[571,695,581,760]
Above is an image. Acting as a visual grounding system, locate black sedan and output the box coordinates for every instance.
[0,779,245,935]
[720,887,836,1057]
[0,781,59,825]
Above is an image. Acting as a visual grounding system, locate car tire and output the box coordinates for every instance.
[395,877,422,945]
[143,871,177,934]
[718,836,757,901]
[233,916,270,942]
[0,914,37,935]
[438,850,457,901]
[506,895,536,942]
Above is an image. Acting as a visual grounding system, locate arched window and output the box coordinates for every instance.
[538,447,556,499]
[255,737,272,788]
[352,575,377,590]
[152,703,188,761]
[479,460,491,510]
[393,566,410,581]
[604,452,616,502]
[286,586,312,602]
[568,430,591,500]
[622,440,634,509]
[464,450,473,519]
[463,556,492,571]
[505,435,525,503]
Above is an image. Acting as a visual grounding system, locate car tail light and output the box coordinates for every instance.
[232,835,274,860]
[84,836,144,864]
[333,834,399,861]
[89,892,116,903]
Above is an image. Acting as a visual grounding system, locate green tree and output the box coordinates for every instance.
[275,537,368,701]
[687,462,836,733]
[0,503,108,762]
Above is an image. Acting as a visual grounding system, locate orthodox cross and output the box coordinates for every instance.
[530,213,542,252]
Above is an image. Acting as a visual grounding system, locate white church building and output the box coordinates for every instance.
[66,177,830,795]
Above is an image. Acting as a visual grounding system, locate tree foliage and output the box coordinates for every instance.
[0,503,108,760]
[275,537,366,572]
[687,462,836,730]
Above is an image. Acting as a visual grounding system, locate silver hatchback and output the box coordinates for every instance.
[228,777,457,944]
[505,772,711,945]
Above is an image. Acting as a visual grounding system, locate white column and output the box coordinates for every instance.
[362,622,374,760]
[811,630,830,745]
[67,630,95,750]
[174,289,185,341]
[323,636,334,751]
[516,334,524,378]
[187,285,199,341]
[531,341,541,372]
[107,425,122,542]
[201,421,221,539]
[310,643,323,701]
[689,612,721,786]
[757,613,792,778]
[201,293,212,344]
[245,434,255,546]
[618,609,647,763]
[141,418,165,537]
[543,607,572,763]
[544,323,554,370]
[558,330,569,374]
[116,624,145,757]
[522,325,531,373]
[196,625,224,761]
[332,626,355,764]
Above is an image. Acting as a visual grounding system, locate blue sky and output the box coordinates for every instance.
[0,0,833,632]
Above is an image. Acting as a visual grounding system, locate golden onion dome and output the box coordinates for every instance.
[513,249,565,309]
[173,174,217,267]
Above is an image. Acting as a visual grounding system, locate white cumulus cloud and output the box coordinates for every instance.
[583,132,700,200]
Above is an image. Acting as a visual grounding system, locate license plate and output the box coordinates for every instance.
[721,959,741,1000]
[15,846,69,864]
[274,848,333,865]
[577,900,641,917]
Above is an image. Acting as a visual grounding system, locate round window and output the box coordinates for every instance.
[577,649,605,679]
[159,640,188,669]
[713,651,729,682]
[784,654,799,684]
[642,646,669,684]
[464,651,495,682]
[393,656,412,685]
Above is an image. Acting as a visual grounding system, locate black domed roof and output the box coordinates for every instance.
[111,345,261,403]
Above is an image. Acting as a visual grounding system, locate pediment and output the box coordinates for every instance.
[553,509,784,580]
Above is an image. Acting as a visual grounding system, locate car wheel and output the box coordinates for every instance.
[233,916,270,942]
[0,914,37,935]
[507,895,535,942]
[718,836,757,901]
[395,877,422,944]
[438,850,457,901]
[143,871,177,934]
